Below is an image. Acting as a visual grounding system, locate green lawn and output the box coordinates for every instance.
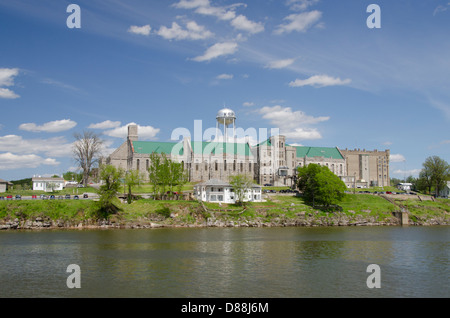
[2,186,98,197]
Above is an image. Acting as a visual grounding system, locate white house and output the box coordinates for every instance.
[32,177,65,192]
[439,181,450,198]
[194,179,262,204]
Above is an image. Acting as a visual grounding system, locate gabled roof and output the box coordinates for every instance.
[0,178,13,185]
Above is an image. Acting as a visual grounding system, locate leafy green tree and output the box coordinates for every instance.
[147,152,188,200]
[125,169,144,204]
[297,164,347,209]
[229,174,254,206]
[63,171,83,183]
[96,164,124,218]
[420,156,450,197]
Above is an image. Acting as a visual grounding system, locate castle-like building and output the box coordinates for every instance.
[106,108,390,188]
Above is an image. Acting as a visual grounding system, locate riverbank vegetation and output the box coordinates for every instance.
[1,193,449,229]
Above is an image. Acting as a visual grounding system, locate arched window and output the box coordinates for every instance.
[136,159,140,171]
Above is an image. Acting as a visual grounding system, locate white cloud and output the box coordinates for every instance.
[156,21,213,40]
[104,123,160,140]
[128,25,151,36]
[192,42,238,62]
[433,4,449,16]
[390,154,406,163]
[429,98,450,120]
[258,105,329,141]
[289,75,351,88]
[0,152,60,170]
[216,74,233,80]
[286,0,320,11]
[265,58,296,69]
[173,0,210,10]
[19,119,77,133]
[0,68,20,99]
[0,135,73,157]
[88,120,121,130]
[243,102,254,107]
[230,15,264,34]
[382,141,393,146]
[274,11,322,34]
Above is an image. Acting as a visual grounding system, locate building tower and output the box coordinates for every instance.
[216,108,236,143]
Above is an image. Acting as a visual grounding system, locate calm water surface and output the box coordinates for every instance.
[0,226,448,298]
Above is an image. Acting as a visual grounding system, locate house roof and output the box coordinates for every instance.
[32,177,65,182]
[0,178,13,185]
[195,178,261,188]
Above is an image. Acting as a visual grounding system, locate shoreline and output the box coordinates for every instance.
[1,212,448,231]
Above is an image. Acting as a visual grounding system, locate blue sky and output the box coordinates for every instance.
[0,0,449,181]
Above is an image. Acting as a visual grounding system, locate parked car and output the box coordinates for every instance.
[0,196,4,200]
[49,195,55,200]
[41,195,48,200]
[83,193,88,198]
[58,195,64,200]
[65,194,71,199]
[263,184,272,187]
[74,195,79,200]
[15,195,22,200]
[6,195,13,200]
[31,195,37,199]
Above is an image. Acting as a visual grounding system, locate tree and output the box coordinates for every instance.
[229,174,254,206]
[147,152,188,200]
[73,130,103,187]
[297,164,347,209]
[420,156,450,197]
[63,171,83,183]
[97,164,124,218]
[125,169,144,204]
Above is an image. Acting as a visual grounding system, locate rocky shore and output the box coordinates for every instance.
[1,211,448,230]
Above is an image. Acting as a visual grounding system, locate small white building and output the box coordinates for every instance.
[194,179,262,204]
[397,183,413,192]
[439,181,450,198]
[32,177,65,192]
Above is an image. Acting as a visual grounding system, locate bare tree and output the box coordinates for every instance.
[73,131,103,187]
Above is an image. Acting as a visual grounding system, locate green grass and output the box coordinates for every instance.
[0,200,93,221]
[398,198,450,218]
[339,194,398,215]
[347,186,405,193]
[3,186,98,196]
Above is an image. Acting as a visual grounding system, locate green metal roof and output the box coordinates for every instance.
[191,141,254,157]
[295,146,343,160]
[132,140,254,157]
[132,141,184,156]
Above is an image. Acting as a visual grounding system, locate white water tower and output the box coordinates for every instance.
[216,108,236,142]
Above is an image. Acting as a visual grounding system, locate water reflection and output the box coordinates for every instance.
[0,227,448,298]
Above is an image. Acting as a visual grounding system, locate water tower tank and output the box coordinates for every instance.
[216,108,236,125]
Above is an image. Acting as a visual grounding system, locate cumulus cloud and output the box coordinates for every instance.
[243,102,255,107]
[286,0,320,11]
[0,68,20,99]
[128,25,151,36]
[392,169,421,177]
[274,10,322,34]
[192,42,238,62]
[258,105,329,141]
[104,123,160,140]
[173,0,243,21]
[156,21,214,40]
[216,74,233,80]
[230,15,264,34]
[0,152,60,170]
[0,135,73,157]
[289,75,351,88]
[88,120,121,129]
[265,58,296,69]
[390,154,406,163]
[19,119,77,133]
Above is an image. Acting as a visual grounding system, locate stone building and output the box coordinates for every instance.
[340,148,390,187]
[106,109,390,188]
[254,135,347,186]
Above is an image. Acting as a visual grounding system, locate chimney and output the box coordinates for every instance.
[128,124,138,142]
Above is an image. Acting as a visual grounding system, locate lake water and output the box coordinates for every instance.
[0,226,448,298]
